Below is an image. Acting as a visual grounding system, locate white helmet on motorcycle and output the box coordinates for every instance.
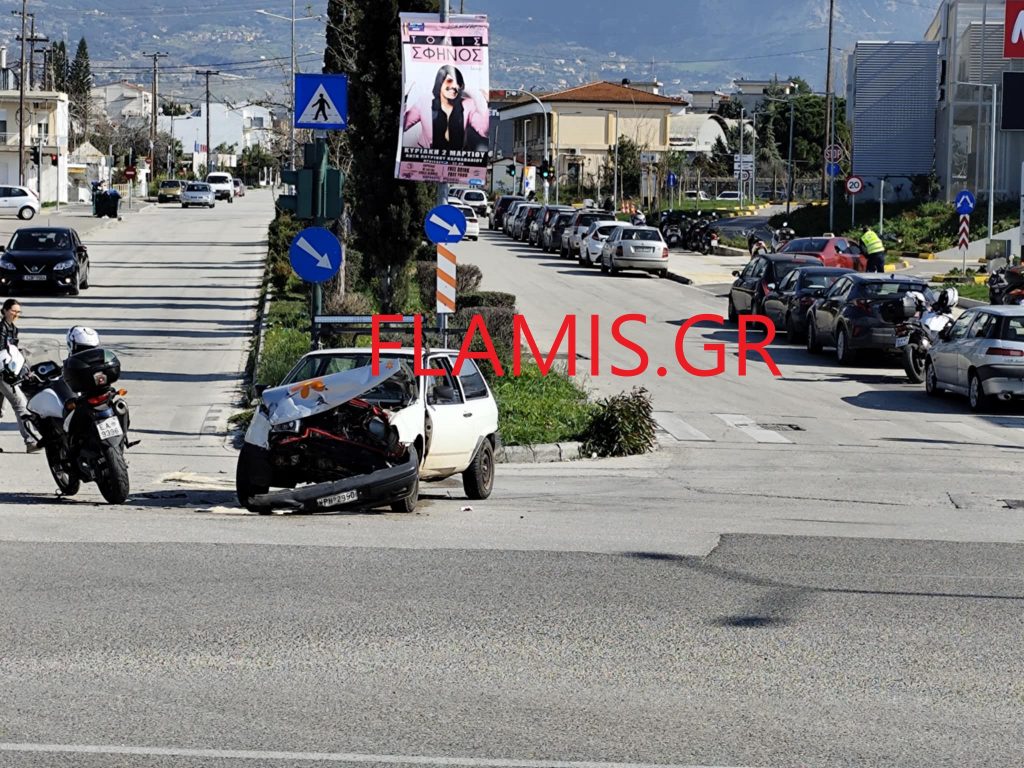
[940,287,959,311]
[0,343,25,383]
[67,326,100,356]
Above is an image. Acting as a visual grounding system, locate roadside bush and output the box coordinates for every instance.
[268,299,308,330]
[415,262,436,310]
[490,363,594,446]
[580,387,656,458]
[454,306,515,377]
[257,326,310,388]
[457,291,516,310]
[458,263,483,295]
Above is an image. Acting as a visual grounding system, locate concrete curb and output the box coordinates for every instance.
[900,251,936,260]
[883,260,912,273]
[495,441,582,463]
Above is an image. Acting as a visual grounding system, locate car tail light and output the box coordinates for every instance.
[851,298,872,313]
[662,247,669,259]
[615,246,623,256]
[986,347,1024,357]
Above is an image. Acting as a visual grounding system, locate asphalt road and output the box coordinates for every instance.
[2,198,1023,767]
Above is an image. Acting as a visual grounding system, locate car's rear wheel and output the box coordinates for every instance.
[463,439,494,500]
[785,312,803,343]
[18,206,35,220]
[836,326,856,365]
[968,372,991,413]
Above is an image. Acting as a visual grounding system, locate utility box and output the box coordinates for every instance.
[986,239,1012,261]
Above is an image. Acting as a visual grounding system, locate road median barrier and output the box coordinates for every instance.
[900,251,935,260]
[883,260,911,273]
[496,441,582,463]
[928,273,988,285]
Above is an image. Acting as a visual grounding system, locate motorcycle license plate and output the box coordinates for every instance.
[96,416,123,439]
[317,489,358,508]
[894,336,910,348]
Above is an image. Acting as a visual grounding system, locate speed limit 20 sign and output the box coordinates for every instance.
[845,175,864,195]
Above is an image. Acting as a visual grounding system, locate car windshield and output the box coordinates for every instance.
[774,262,810,281]
[594,224,617,236]
[207,175,231,184]
[555,213,574,225]
[9,230,70,250]
[621,229,662,241]
[578,213,613,227]
[784,238,830,253]
[186,184,208,191]
[799,273,845,290]
[857,281,931,299]
[282,354,417,407]
[160,181,179,188]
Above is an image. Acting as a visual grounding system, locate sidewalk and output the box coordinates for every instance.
[0,200,153,244]
[664,247,749,285]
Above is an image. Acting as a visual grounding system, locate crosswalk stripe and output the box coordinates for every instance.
[714,413,793,444]
[653,412,712,441]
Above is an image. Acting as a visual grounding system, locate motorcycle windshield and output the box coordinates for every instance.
[261,362,403,427]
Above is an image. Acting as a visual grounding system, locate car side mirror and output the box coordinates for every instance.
[732,270,740,277]
[254,383,269,397]
[0,245,5,253]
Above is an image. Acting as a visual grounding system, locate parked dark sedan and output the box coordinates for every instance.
[543,210,574,253]
[806,273,933,364]
[0,227,90,296]
[727,253,822,321]
[762,266,855,342]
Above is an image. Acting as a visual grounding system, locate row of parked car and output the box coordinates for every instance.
[157,173,247,206]
[490,195,673,277]
[727,253,1024,412]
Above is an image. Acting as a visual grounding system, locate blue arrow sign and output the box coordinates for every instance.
[666,172,678,188]
[826,162,842,177]
[289,227,343,283]
[424,204,467,244]
[294,73,348,130]
[955,189,976,215]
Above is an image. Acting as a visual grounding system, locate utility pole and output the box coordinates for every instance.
[144,52,168,179]
[822,0,835,200]
[14,1,28,186]
[197,70,219,174]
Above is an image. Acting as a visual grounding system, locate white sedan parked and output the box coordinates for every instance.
[579,221,621,266]
[598,225,670,278]
[925,305,1024,411]
[453,204,480,241]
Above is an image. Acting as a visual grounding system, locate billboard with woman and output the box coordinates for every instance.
[396,13,490,184]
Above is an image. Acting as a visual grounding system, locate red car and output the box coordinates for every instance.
[778,236,867,271]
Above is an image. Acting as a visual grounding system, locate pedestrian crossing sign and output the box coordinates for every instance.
[294,73,348,130]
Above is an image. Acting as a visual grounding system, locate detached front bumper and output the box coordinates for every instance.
[250,448,418,512]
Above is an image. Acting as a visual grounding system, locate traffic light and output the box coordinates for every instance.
[539,160,550,180]
[29,146,40,165]
[277,167,313,220]
[507,165,516,177]
[50,154,58,167]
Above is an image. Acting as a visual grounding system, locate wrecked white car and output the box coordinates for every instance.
[236,348,499,514]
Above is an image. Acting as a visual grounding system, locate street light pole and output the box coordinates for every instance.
[508,88,549,201]
[522,119,530,196]
[956,81,998,241]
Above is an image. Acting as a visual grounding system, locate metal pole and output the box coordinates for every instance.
[290,0,296,171]
[738,108,744,209]
[879,177,885,235]
[522,119,529,196]
[437,0,450,348]
[16,1,27,186]
[554,116,559,204]
[988,83,997,242]
[751,111,757,205]
[828,95,835,233]
[787,99,794,215]
[613,109,619,213]
[823,0,835,200]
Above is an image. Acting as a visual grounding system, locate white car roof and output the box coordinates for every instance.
[967,305,1024,316]
[308,347,463,357]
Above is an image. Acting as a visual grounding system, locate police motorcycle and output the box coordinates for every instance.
[12,327,133,503]
[892,288,958,384]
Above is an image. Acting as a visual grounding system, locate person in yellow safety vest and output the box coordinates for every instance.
[860,225,886,273]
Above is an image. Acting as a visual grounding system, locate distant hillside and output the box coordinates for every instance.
[0,0,937,108]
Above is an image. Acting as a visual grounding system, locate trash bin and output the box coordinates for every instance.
[95,191,120,218]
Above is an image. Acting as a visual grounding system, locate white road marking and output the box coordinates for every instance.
[0,743,756,768]
[653,412,712,441]
[714,414,792,444]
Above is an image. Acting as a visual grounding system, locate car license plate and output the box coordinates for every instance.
[894,336,910,348]
[635,246,654,253]
[23,275,47,281]
[96,416,123,440]
[317,489,358,508]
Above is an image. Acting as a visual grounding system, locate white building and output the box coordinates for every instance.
[90,81,152,124]
[0,90,70,203]
[157,102,276,165]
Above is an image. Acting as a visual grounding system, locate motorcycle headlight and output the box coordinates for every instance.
[53,259,76,271]
[271,420,300,434]
[0,260,16,271]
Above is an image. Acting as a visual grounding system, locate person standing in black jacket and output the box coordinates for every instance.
[0,299,39,451]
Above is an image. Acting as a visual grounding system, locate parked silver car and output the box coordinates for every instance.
[598,225,669,277]
[925,305,1024,411]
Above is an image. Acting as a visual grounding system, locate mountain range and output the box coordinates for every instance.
[0,0,940,107]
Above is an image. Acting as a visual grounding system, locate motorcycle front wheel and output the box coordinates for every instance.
[45,442,80,496]
[903,343,927,383]
[95,443,130,504]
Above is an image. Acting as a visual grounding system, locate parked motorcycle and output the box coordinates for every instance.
[893,288,958,383]
[987,263,1024,305]
[16,343,133,503]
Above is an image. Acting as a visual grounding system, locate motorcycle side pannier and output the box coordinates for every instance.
[63,348,121,392]
[879,296,917,323]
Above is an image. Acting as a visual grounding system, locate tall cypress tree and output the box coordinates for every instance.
[69,38,92,141]
[323,0,437,313]
[50,41,68,93]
